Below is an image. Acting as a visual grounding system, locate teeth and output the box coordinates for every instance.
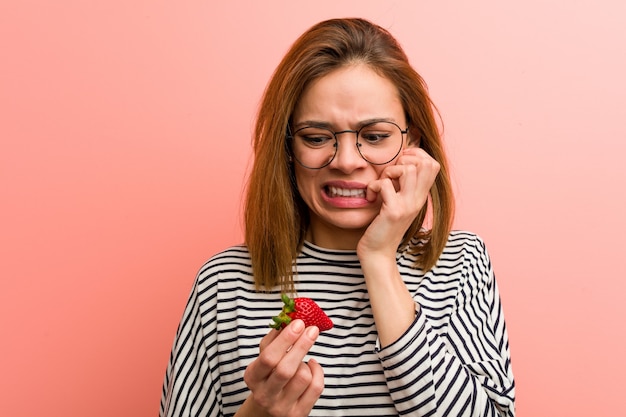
[328,186,366,198]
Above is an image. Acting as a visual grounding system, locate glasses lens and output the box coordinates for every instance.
[357,122,404,165]
[290,121,405,169]
[292,126,337,169]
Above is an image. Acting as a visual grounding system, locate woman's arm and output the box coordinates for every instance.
[376,236,515,416]
[358,147,514,415]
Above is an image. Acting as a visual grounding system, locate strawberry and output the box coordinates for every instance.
[270,294,333,332]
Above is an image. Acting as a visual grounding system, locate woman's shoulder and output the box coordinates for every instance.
[444,230,489,253]
[195,243,253,282]
[439,230,494,287]
[204,243,251,264]
[403,230,489,259]
[401,230,492,274]
[438,230,492,268]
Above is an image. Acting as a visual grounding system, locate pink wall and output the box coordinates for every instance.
[2,1,625,416]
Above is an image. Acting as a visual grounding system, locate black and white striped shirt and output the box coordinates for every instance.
[160,230,515,416]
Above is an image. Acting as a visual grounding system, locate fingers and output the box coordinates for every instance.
[244,320,320,400]
[367,148,440,207]
[267,325,319,388]
[267,356,324,416]
[259,324,281,351]
[288,358,325,416]
[251,319,311,376]
[243,320,323,415]
[391,148,440,187]
[273,360,320,411]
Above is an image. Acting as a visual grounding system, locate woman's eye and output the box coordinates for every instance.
[361,132,391,143]
[303,135,332,146]
[296,129,334,147]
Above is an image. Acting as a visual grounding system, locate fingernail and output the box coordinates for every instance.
[291,319,304,333]
[305,325,319,339]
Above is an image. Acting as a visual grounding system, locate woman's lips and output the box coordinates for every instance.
[322,182,370,207]
[325,185,366,198]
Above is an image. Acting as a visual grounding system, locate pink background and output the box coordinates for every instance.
[2,1,625,416]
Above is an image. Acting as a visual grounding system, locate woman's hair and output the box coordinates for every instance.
[244,18,455,291]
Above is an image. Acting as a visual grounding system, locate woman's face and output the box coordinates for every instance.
[291,64,408,250]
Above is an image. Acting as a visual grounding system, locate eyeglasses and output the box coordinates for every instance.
[288,121,408,169]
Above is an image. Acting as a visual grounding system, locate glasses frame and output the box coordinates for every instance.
[287,121,409,170]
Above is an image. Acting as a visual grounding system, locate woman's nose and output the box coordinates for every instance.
[329,134,368,172]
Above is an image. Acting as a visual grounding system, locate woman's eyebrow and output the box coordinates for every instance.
[292,120,333,130]
[293,117,398,130]
[357,117,397,126]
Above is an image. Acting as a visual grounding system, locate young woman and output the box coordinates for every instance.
[160,18,515,417]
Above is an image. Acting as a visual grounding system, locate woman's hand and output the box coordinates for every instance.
[357,147,440,259]
[237,320,324,417]
[357,147,439,347]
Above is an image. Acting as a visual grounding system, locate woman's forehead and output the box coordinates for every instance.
[292,65,404,128]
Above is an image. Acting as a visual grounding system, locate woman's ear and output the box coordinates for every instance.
[405,135,422,149]
[404,123,421,149]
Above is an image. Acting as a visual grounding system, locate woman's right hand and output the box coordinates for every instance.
[236,319,324,417]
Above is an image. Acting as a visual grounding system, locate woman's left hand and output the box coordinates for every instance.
[357,147,440,259]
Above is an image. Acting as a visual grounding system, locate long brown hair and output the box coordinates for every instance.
[244,18,454,291]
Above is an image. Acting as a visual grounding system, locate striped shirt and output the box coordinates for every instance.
[160,230,515,416]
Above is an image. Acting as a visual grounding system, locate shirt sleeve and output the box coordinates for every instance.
[160,271,222,417]
[376,236,515,416]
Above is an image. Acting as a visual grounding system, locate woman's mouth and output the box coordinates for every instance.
[325,185,366,198]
